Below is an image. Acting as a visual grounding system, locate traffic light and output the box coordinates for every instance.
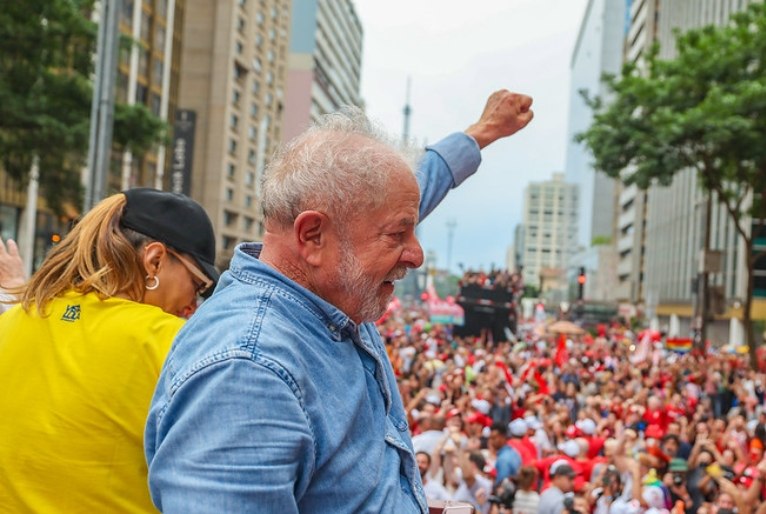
[577,267,586,300]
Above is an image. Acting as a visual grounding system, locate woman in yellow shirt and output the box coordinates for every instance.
[0,188,217,513]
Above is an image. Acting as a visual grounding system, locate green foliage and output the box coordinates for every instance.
[522,285,540,299]
[113,103,169,155]
[0,0,167,213]
[591,235,611,246]
[576,3,766,364]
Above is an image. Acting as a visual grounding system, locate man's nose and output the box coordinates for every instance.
[401,234,424,269]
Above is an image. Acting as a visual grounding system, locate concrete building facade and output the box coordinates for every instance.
[641,0,763,341]
[565,0,626,249]
[520,173,579,300]
[178,0,291,268]
[282,0,364,142]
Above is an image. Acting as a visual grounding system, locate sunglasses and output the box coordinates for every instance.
[167,248,214,297]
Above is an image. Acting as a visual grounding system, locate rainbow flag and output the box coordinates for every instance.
[666,338,692,353]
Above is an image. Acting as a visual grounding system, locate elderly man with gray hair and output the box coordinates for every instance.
[145,89,533,514]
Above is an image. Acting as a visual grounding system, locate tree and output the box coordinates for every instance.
[0,0,167,214]
[577,3,766,367]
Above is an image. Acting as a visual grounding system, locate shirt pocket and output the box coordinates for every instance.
[384,415,424,513]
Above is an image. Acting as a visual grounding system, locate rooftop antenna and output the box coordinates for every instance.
[402,76,412,144]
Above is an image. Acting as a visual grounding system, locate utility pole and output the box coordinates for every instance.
[694,192,713,351]
[84,0,121,211]
[446,219,457,274]
[402,76,412,144]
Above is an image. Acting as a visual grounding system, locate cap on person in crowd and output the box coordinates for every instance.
[668,458,688,473]
[121,188,219,294]
[471,399,491,415]
[565,424,580,439]
[559,440,581,458]
[466,412,492,427]
[446,408,462,420]
[576,418,596,436]
[524,415,542,430]
[425,393,442,406]
[509,418,528,437]
[550,459,576,478]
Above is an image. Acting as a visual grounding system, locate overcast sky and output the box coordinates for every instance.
[354,0,589,273]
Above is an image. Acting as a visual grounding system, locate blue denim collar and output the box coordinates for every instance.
[228,242,357,341]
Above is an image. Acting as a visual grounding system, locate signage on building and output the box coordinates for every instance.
[171,109,197,196]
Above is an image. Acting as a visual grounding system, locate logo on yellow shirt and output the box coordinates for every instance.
[61,304,81,322]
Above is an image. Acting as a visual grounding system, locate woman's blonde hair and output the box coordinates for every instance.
[18,193,153,315]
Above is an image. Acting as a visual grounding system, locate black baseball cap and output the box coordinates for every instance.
[550,460,577,478]
[120,188,219,293]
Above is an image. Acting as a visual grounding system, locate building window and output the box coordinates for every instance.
[233,61,247,82]
[121,0,134,25]
[138,47,149,76]
[245,195,253,208]
[135,83,148,103]
[237,16,246,33]
[248,149,256,165]
[227,163,236,179]
[256,11,264,25]
[250,102,259,118]
[228,139,238,156]
[245,171,255,186]
[224,211,238,226]
[222,236,236,250]
[248,126,257,141]
[150,94,161,115]
[154,24,166,50]
[235,40,244,55]
[230,114,239,130]
[153,59,163,85]
[140,11,151,42]
[252,57,262,73]
[251,81,260,94]
[232,89,241,106]
[255,33,263,48]
[226,187,234,202]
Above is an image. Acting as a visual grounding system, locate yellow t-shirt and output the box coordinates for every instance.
[0,291,184,513]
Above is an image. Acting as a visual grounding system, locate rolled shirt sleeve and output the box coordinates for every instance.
[417,132,482,222]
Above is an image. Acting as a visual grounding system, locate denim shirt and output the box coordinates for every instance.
[145,133,481,513]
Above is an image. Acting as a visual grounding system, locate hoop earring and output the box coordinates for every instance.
[145,275,160,291]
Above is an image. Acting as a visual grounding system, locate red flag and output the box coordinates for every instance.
[554,333,568,368]
[495,359,514,384]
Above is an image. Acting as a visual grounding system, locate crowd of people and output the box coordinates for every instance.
[3,84,765,514]
[380,297,766,513]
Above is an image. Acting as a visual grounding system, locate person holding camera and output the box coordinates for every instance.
[538,460,576,514]
[664,458,693,513]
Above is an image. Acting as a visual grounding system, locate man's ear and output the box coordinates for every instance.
[293,210,329,266]
[142,241,168,275]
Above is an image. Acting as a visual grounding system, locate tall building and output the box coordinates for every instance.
[520,174,579,300]
[613,0,659,304]
[0,0,187,269]
[282,0,364,142]
[114,0,186,193]
[640,0,763,340]
[178,0,291,268]
[565,0,626,249]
